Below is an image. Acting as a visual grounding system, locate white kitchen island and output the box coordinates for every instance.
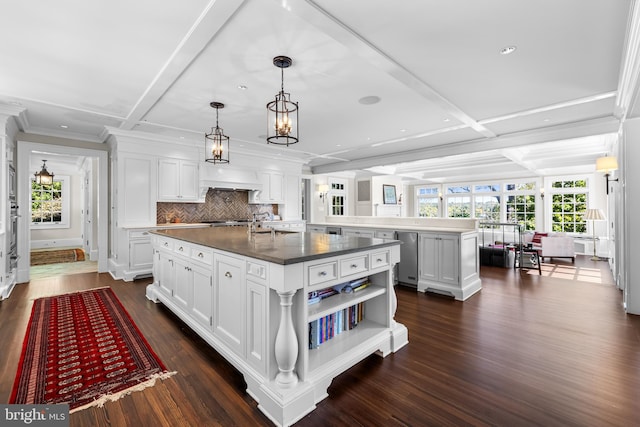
[146,227,407,427]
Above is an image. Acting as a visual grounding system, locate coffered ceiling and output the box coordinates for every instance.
[1,0,637,182]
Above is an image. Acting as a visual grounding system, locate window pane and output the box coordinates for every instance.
[447,196,471,218]
[474,195,500,221]
[418,197,439,217]
[506,195,536,230]
[447,186,470,194]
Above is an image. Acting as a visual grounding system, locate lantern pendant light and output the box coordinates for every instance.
[205,102,230,164]
[34,160,54,185]
[266,55,298,146]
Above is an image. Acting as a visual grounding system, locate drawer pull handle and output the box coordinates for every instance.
[142,232,148,235]
[163,242,168,247]
[178,247,184,251]
[225,271,232,278]
[318,271,327,276]
[198,252,204,258]
[350,264,358,268]
[376,258,383,262]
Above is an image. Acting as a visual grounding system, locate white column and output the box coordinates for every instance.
[274,290,299,386]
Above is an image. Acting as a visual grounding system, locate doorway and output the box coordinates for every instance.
[17,141,108,284]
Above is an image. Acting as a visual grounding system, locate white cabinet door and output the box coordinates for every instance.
[269,172,284,202]
[179,161,199,200]
[250,171,284,204]
[129,237,153,270]
[157,250,174,298]
[438,234,459,285]
[191,263,213,330]
[283,174,301,220]
[418,233,439,282]
[214,254,245,356]
[173,257,191,310]
[158,158,180,200]
[158,158,199,201]
[120,155,156,225]
[418,233,459,285]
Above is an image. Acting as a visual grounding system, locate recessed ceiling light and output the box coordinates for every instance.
[179,136,185,139]
[500,46,517,55]
[399,129,406,133]
[336,144,341,147]
[238,85,247,90]
[543,118,550,122]
[443,118,450,122]
[59,125,68,129]
[358,96,381,105]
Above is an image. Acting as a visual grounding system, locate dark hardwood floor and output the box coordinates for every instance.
[1,256,638,426]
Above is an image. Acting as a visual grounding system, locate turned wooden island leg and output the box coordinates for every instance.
[274,290,299,387]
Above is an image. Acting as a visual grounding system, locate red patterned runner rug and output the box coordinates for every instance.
[9,287,175,413]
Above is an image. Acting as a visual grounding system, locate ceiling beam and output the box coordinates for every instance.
[119,0,247,130]
[311,116,620,174]
[287,0,495,139]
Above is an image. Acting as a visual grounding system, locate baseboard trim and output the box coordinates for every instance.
[31,238,83,250]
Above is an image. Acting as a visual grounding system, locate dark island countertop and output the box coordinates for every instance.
[151,227,400,265]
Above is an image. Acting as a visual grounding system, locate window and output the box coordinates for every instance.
[31,176,70,228]
[446,186,471,218]
[328,178,347,216]
[473,184,501,221]
[416,186,439,217]
[550,179,588,233]
[505,181,536,230]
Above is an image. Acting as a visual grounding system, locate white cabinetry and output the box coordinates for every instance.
[119,154,157,226]
[418,231,481,301]
[146,234,406,426]
[341,227,375,238]
[129,230,154,273]
[214,253,245,357]
[158,158,199,202]
[249,171,284,204]
[283,174,301,219]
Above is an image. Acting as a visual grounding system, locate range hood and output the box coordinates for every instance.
[200,165,263,194]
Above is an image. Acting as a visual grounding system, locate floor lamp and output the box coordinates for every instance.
[585,208,605,261]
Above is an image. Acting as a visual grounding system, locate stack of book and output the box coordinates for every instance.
[307,287,339,305]
[308,302,365,349]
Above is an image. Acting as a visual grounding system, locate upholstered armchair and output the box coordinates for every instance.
[539,235,575,262]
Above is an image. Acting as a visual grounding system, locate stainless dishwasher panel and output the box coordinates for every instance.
[397,231,418,287]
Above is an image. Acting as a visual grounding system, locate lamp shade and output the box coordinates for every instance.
[585,208,605,221]
[596,156,618,173]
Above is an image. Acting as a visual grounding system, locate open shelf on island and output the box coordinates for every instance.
[307,285,386,322]
[307,319,387,373]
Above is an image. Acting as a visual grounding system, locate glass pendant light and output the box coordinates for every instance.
[205,102,230,164]
[266,56,298,146]
[34,160,54,185]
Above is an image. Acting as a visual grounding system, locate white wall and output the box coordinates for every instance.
[622,118,638,314]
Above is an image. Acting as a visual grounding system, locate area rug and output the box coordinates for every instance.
[30,248,85,266]
[9,287,175,413]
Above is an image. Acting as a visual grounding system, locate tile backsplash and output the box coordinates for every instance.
[157,188,276,224]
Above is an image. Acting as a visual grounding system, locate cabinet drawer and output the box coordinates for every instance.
[157,237,174,251]
[191,246,213,265]
[340,255,369,278]
[130,230,151,239]
[308,262,338,286]
[371,250,390,269]
[174,242,191,257]
[375,230,395,239]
